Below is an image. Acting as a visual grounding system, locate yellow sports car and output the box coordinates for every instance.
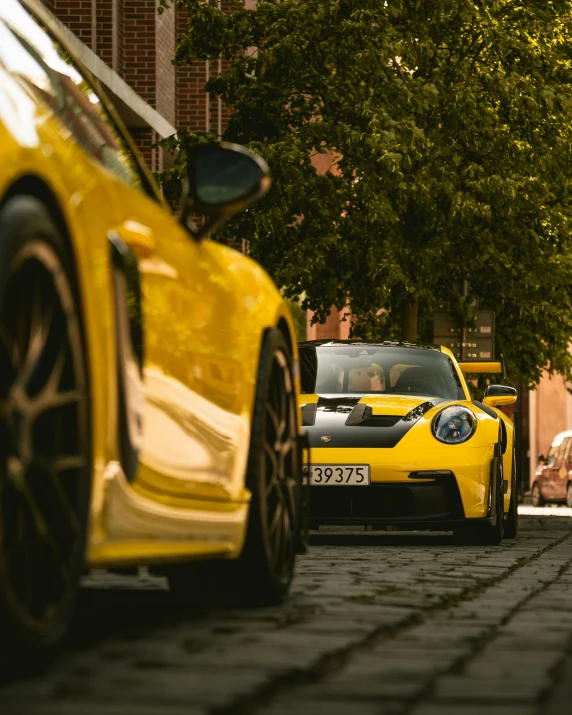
[299,340,517,544]
[0,0,303,662]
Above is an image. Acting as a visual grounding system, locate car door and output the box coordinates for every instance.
[8,3,248,506]
[540,443,557,499]
[552,436,571,501]
[107,187,250,505]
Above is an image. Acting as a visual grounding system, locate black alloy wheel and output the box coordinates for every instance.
[474,445,505,545]
[531,482,545,508]
[255,333,300,593]
[504,450,518,539]
[168,328,302,606]
[0,196,91,665]
[454,442,504,546]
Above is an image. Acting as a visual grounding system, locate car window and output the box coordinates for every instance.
[564,438,572,462]
[557,437,571,462]
[546,444,559,467]
[0,0,151,195]
[299,345,466,399]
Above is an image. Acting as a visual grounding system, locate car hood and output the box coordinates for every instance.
[300,393,450,449]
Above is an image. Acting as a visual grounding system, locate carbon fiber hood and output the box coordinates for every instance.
[302,394,447,449]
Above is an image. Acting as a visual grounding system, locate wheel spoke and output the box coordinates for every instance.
[36,386,83,415]
[270,501,285,567]
[7,467,48,537]
[32,455,86,473]
[266,400,280,435]
[274,389,288,442]
[276,435,294,459]
[264,441,280,491]
[276,417,287,444]
[278,501,293,571]
[277,377,288,426]
[283,475,297,522]
[31,346,82,415]
[266,475,280,500]
[17,290,53,391]
[270,367,288,440]
[268,498,283,539]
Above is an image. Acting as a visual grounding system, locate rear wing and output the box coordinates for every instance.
[458,361,503,374]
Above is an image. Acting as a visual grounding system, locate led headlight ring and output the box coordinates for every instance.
[432,405,477,445]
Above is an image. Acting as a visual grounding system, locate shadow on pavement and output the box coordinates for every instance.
[69,578,210,651]
[309,530,456,547]
[0,583,219,684]
[0,585,187,682]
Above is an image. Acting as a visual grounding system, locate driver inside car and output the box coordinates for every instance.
[348,362,385,392]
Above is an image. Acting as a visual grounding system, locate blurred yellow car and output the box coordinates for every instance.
[0,0,303,662]
[299,340,517,544]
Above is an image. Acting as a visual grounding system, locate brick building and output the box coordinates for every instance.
[32,0,232,169]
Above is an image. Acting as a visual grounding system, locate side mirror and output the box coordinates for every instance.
[180,142,271,240]
[482,384,517,408]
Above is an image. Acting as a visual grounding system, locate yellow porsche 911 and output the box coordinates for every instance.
[299,340,517,545]
[0,0,304,663]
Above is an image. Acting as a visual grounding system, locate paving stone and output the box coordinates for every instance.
[433,675,551,702]
[280,676,429,702]
[465,653,562,679]
[413,705,537,715]
[0,704,202,715]
[541,652,572,715]
[265,699,400,715]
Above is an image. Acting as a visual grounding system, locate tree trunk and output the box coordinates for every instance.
[402,299,418,342]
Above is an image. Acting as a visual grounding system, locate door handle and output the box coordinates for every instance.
[116,220,155,258]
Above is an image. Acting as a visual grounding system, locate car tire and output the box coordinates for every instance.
[531,482,545,507]
[504,451,518,539]
[454,443,504,546]
[0,195,91,667]
[168,328,302,606]
[566,483,572,509]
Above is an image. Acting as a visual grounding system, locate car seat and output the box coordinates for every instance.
[393,367,433,395]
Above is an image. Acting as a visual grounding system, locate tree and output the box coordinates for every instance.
[160,0,572,386]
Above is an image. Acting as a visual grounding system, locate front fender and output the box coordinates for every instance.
[203,241,299,421]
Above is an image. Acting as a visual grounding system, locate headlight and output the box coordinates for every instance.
[432,406,476,444]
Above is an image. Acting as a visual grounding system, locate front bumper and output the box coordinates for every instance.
[309,471,474,529]
[307,445,494,519]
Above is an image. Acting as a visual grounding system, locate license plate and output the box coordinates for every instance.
[303,464,370,486]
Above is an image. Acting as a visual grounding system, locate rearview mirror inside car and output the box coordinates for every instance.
[180,142,271,240]
[482,384,517,408]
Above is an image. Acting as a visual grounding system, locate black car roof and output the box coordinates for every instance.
[298,339,442,352]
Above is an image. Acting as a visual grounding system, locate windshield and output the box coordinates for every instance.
[299,345,466,399]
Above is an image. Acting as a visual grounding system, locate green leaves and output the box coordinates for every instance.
[158,0,572,386]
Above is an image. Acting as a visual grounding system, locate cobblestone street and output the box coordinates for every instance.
[2,515,572,715]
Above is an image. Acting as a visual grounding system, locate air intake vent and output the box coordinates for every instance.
[345,404,402,427]
[361,415,402,428]
[300,403,317,426]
